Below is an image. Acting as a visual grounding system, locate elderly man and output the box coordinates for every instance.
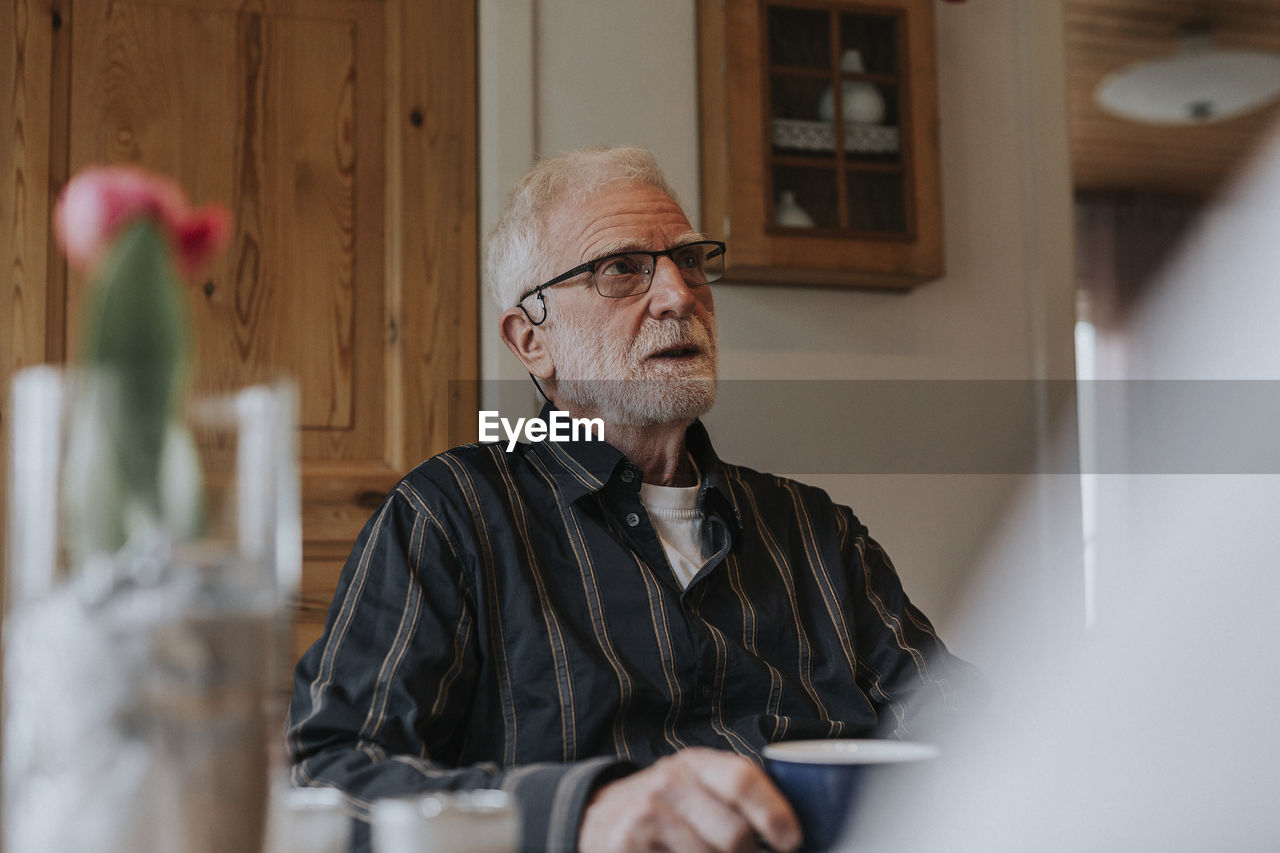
[287,147,979,852]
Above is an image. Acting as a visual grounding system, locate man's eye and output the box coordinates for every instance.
[598,257,641,276]
[673,248,703,269]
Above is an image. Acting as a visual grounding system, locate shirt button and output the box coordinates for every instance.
[620,469,635,484]
[625,512,640,527]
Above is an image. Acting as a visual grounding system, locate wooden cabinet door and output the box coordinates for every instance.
[2,0,478,670]
[699,0,942,288]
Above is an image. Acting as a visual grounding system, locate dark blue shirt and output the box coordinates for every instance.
[287,417,980,850]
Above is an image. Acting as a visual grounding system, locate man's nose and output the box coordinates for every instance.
[645,257,698,319]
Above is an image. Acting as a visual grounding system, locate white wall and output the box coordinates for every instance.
[478,0,1081,668]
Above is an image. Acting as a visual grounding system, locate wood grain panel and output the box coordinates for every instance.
[290,544,348,666]
[65,1,239,356]
[300,462,400,544]
[396,0,480,455]
[1,0,58,588]
[245,12,362,434]
[2,0,477,694]
[64,1,384,445]
[698,0,732,239]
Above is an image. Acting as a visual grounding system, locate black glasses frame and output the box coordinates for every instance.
[515,240,727,326]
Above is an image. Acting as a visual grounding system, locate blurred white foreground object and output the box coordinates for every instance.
[4,371,299,853]
[371,790,520,853]
[850,123,1280,851]
[265,779,353,853]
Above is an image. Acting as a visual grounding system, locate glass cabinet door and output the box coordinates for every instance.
[766,3,910,237]
[699,0,942,287]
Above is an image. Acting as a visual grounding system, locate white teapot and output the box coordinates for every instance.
[818,49,886,125]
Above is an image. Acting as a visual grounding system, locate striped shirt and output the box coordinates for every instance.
[287,416,981,851]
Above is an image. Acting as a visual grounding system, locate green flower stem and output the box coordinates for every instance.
[63,220,203,565]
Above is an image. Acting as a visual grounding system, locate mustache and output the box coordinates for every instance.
[630,316,716,359]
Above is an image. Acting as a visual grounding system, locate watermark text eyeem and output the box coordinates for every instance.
[478,410,605,452]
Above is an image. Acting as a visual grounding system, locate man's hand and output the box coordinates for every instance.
[579,747,801,852]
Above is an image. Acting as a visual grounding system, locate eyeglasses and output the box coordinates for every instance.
[515,240,726,326]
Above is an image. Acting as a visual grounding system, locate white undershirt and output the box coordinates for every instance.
[639,462,706,589]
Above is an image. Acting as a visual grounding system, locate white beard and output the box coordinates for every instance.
[546,312,718,427]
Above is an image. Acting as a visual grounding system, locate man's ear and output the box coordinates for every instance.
[499,307,556,379]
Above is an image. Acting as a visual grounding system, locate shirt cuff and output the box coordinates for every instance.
[502,757,637,852]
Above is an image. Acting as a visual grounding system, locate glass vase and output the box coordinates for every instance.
[3,366,300,853]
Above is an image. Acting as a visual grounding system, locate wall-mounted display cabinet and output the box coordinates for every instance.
[699,0,944,288]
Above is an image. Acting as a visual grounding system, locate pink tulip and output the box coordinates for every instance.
[172,204,232,280]
[54,165,232,280]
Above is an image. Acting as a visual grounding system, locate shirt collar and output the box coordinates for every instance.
[685,419,745,541]
[525,404,743,537]
[525,403,627,503]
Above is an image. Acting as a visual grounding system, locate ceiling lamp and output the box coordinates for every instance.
[1095,22,1280,125]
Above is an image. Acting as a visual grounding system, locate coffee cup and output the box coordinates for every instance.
[763,739,938,851]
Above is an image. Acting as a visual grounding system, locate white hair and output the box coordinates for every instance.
[483,146,680,311]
